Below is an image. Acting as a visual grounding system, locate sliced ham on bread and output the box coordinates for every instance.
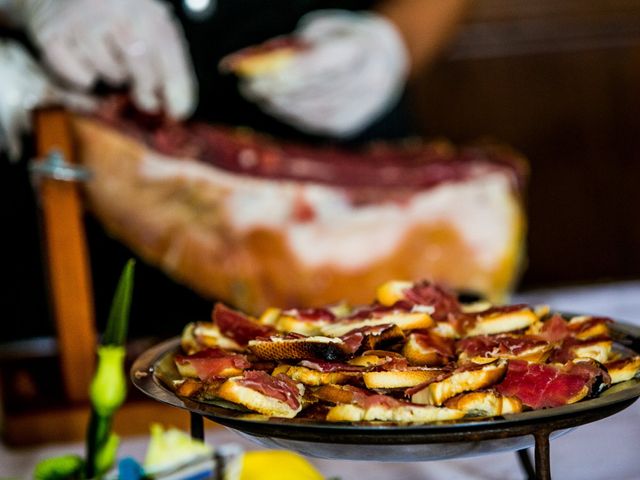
[247,336,353,361]
[217,371,305,418]
[326,402,465,423]
[363,368,445,389]
[463,306,538,337]
[605,356,640,384]
[444,390,522,416]
[409,360,507,406]
[274,362,363,386]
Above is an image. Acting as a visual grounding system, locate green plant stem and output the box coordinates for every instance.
[85,411,113,479]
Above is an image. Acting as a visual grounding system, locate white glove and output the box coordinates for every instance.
[0,40,95,160]
[239,10,409,138]
[14,0,197,119]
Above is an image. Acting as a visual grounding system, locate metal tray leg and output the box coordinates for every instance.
[516,448,535,480]
[516,429,552,480]
[533,430,552,480]
[190,412,205,441]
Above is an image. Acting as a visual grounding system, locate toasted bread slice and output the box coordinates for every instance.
[217,376,304,418]
[321,311,433,337]
[375,280,414,306]
[568,316,610,340]
[258,307,282,327]
[175,360,245,380]
[348,350,405,368]
[175,378,225,401]
[326,403,464,423]
[456,335,553,364]
[432,322,460,339]
[275,315,326,336]
[222,47,298,77]
[248,336,351,361]
[458,343,552,364]
[402,332,454,366]
[460,301,493,314]
[277,365,359,386]
[410,360,507,406]
[366,324,406,350]
[444,390,522,416]
[605,356,640,384]
[181,322,243,354]
[312,384,368,405]
[175,378,204,398]
[363,369,443,389]
[465,308,537,337]
[570,339,612,364]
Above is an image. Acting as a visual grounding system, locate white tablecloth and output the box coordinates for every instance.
[3,282,640,479]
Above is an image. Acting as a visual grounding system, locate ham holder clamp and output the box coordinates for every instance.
[131,319,640,480]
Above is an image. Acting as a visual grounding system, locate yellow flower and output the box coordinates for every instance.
[89,346,126,416]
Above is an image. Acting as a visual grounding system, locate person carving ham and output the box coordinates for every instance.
[0,0,469,158]
[1,0,479,340]
[0,0,197,159]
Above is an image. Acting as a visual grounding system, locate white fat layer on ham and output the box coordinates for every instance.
[139,152,517,270]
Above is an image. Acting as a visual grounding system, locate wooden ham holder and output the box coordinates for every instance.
[2,109,191,445]
[32,108,97,404]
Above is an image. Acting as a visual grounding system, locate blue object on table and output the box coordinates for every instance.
[118,457,144,480]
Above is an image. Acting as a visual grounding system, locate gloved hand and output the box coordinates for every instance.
[0,40,95,160]
[13,0,197,119]
[238,10,409,138]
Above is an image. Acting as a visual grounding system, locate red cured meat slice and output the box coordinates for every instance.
[339,323,402,354]
[496,359,609,409]
[346,303,413,320]
[213,303,275,346]
[281,308,336,322]
[175,348,250,380]
[457,334,547,358]
[549,336,611,364]
[237,371,301,410]
[298,360,366,373]
[93,97,526,193]
[413,331,456,358]
[537,314,571,343]
[402,281,462,321]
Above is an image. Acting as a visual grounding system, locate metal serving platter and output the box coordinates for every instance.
[131,321,640,462]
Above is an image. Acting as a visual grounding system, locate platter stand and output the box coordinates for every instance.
[184,398,635,480]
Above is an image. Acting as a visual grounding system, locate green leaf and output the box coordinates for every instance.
[103,259,135,347]
[86,412,112,479]
[85,259,135,478]
[94,432,120,477]
[34,455,85,480]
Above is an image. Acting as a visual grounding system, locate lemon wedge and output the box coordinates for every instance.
[226,450,323,480]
